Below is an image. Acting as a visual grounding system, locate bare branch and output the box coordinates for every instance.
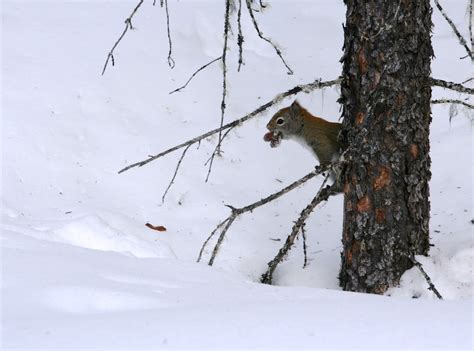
[203,0,232,183]
[204,126,235,182]
[198,165,333,264]
[197,217,231,263]
[102,0,145,75]
[161,144,192,203]
[237,0,245,71]
[433,0,473,61]
[431,99,473,109]
[169,56,222,94]
[208,214,237,266]
[301,223,308,269]
[406,254,443,300]
[161,0,175,68]
[118,77,341,174]
[261,177,341,285]
[470,0,473,52]
[430,77,474,94]
[245,0,293,74]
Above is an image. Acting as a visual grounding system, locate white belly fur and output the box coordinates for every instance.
[289,135,320,162]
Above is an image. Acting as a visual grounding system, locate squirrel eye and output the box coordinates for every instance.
[276,118,285,125]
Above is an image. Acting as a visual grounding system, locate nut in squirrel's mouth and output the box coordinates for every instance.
[263,131,282,148]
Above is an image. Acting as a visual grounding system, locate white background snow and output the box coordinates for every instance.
[1,0,473,349]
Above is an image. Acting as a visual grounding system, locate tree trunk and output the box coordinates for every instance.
[339,0,433,294]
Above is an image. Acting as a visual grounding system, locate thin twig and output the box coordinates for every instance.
[237,0,245,71]
[169,56,222,94]
[462,77,473,84]
[260,176,338,285]
[217,0,231,151]
[406,254,443,300]
[301,223,308,269]
[431,99,473,109]
[433,0,473,60]
[198,164,334,264]
[204,126,235,182]
[162,0,175,68]
[197,217,230,263]
[102,0,145,75]
[208,215,237,266]
[430,77,474,94]
[470,0,473,53]
[205,0,232,183]
[118,77,341,174]
[161,144,192,203]
[245,0,293,74]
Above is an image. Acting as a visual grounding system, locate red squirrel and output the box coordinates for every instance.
[264,100,342,184]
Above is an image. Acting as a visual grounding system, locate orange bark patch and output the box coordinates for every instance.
[356,195,371,212]
[409,143,419,159]
[356,112,365,124]
[375,208,386,223]
[346,249,353,264]
[343,229,350,243]
[374,166,391,191]
[344,182,351,195]
[358,48,368,74]
[346,240,361,265]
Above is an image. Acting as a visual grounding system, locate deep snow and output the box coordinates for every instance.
[1,0,473,349]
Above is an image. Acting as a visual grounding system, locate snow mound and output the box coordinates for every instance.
[52,215,170,258]
[387,240,473,300]
[42,286,165,314]
[1,212,175,259]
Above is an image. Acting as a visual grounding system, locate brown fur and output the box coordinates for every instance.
[266,100,341,166]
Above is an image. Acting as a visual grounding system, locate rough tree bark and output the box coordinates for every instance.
[339,1,433,293]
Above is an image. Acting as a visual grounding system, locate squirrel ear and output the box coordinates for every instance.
[290,100,301,115]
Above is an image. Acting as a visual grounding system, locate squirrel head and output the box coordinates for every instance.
[264,100,304,147]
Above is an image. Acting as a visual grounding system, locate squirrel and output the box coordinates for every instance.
[264,100,342,186]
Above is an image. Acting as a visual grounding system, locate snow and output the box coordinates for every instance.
[1,0,473,349]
